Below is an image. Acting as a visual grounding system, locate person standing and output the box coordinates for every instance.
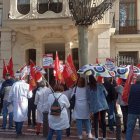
[115,78,128,133]
[73,77,93,139]
[8,75,32,136]
[126,75,140,140]
[87,75,109,140]
[47,84,70,140]
[103,77,116,132]
[28,86,37,128]
[0,73,15,129]
[34,80,52,135]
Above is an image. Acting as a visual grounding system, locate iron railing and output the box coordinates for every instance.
[113,20,140,34]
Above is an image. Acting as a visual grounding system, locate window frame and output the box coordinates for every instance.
[119,0,137,34]
[17,0,31,15]
[37,0,63,14]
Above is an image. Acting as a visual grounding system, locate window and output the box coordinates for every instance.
[118,51,138,65]
[119,0,137,34]
[37,0,63,14]
[17,0,30,15]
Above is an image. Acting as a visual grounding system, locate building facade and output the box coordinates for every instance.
[0,0,140,78]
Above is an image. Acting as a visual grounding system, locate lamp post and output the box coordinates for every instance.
[68,0,115,67]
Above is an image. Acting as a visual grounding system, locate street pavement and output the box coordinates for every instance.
[0,115,139,140]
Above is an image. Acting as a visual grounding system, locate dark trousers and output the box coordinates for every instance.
[15,122,24,135]
[28,104,36,126]
[94,110,106,138]
[0,98,3,114]
[120,105,128,131]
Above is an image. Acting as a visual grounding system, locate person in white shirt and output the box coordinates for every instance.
[47,84,70,140]
[34,80,52,135]
[8,75,32,136]
[73,77,93,139]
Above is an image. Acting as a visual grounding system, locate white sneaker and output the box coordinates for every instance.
[78,135,83,139]
[94,138,98,140]
[103,138,106,140]
[88,133,93,139]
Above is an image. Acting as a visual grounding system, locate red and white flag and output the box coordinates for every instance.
[54,52,64,83]
[122,65,134,103]
[29,60,42,90]
[63,54,78,88]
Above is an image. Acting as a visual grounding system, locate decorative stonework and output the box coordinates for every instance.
[9,0,70,19]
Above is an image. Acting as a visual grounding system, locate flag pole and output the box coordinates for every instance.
[47,68,49,84]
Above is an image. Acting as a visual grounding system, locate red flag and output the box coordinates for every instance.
[19,65,28,80]
[136,64,140,69]
[54,52,64,83]
[29,60,42,90]
[3,59,8,79]
[97,76,103,83]
[116,78,123,86]
[29,61,37,90]
[7,57,14,78]
[96,58,99,64]
[63,54,78,88]
[122,65,134,103]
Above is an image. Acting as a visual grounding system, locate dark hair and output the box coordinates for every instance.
[88,75,97,90]
[77,77,85,87]
[53,84,64,92]
[38,80,46,88]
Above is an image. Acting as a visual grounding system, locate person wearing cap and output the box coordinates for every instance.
[0,73,15,129]
[8,74,32,136]
[34,80,52,135]
[126,75,140,140]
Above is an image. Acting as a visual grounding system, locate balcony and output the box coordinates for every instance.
[113,20,140,35]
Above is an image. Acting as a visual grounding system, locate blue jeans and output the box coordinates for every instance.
[15,122,24,135]
[47,128,62,140]
[2,100,13,129]
[126,114,140,140]
[76,119,91,136]
[107,102,115,131]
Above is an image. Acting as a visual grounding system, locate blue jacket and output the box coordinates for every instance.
[87,84,109,114]
[128,82,140,115]
[0,79,15,98]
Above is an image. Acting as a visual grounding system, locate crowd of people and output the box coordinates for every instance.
[0,72,140,140]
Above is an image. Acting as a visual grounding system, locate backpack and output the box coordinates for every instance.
[50,94,63,116]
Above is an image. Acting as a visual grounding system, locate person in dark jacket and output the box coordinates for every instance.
[28,87,38,128]
[126,75,140,140]
[0,73,15,129]
[103,77,116,132]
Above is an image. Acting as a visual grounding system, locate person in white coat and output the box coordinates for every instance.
[47,84,70,140]
[34,80,52,135]
[8,76,32,136]
[73,77,92,139]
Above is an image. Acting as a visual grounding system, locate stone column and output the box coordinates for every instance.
[137,0,140,33]
[65,41,72,60]
[0,30,12,77]
[94,24,111,63]
[98,30,110,63]
[35,41,43,66]
[88,28,98,64]
[63,26,77,61]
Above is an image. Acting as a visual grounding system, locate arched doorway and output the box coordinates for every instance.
[44,43,65,87]
[25,49,36,65]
